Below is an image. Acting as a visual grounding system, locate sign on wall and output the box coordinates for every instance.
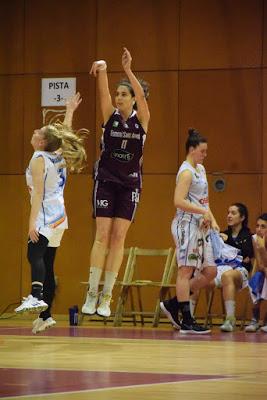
[41,77,76,107]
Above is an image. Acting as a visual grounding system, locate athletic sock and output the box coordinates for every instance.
[88,266,103,294]
[102,270,118,296]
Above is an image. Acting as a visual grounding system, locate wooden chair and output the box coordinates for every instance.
[113,247,174,327]
[79,247,134,325]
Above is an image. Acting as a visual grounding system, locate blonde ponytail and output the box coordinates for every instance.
[43,123,88,173]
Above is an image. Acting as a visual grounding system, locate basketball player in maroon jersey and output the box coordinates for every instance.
[82,48,150,317]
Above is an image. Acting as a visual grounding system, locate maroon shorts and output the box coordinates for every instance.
[92,180,141,221]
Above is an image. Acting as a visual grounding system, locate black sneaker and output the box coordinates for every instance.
[180,319,211,334]
[160,299,180,330]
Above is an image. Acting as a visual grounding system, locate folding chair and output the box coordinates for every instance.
[79,247,134,325]
[113,247,173,327]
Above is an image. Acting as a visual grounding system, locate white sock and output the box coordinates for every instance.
[225,300,235,318]
[88,267,102,294]
[102,270,118,296]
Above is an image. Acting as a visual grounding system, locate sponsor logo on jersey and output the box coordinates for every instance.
[97,199,109,208]
[188,253,199,261]
[112,121,119,127]
[199,197,209,205]
[111,149,134,162]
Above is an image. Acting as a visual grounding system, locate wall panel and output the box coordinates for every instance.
[263,0,267,66]
[179,69,262,173]
[0,75,24,174]
[208,173,261,229]
[180,0,262,69]
[0,0,24,74]
[261,174,267,212]
[0,176,23,314]
[263,68,267,172]
[97,0,179,71]
[25,0,96,73]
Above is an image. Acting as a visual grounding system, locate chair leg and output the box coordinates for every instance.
[239,288,249,330]
[129,288,137,326]
[137,286,145,326]
[205,289,215,327]
[114,287,128,326]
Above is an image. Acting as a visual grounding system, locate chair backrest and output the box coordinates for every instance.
[126,247,173,284]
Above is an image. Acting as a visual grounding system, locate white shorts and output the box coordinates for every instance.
[171,216,216,270]
[39,227,65,247]
[214,265,249,289]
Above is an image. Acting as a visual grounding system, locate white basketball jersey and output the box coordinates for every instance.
[175,160,209,221]
[26,151,68,231]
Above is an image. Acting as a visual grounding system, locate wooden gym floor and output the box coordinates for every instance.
[0,319,267,400]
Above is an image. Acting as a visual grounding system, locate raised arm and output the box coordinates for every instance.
[90,60,115,125]
[63,92,82,128]
[121,47,150,132]
[28,157,45,243]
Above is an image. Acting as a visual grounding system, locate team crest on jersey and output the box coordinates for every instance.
[112,121,119,127]
[135,123,139,128]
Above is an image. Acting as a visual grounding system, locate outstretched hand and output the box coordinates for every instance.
[66,92,82,112]
[122,47,132,72]
[90,60,107,77]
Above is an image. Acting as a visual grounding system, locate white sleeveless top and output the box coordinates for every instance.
[26,151,68,233]
[175,160,209,222]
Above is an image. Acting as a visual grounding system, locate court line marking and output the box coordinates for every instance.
[0,376,236,399]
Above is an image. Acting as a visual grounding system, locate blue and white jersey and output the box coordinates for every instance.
[176,161,209,222]
[26,151,68,232]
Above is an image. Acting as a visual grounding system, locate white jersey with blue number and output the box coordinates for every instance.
[26,151,68,234]
[175,160,209,222]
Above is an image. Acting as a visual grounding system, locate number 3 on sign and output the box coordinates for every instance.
[121,140,127,149]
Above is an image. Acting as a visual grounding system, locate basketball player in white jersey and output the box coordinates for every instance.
[15,93,87,334]
[161,128,219,334]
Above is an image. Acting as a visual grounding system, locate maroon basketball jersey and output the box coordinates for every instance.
[94,109,146,188]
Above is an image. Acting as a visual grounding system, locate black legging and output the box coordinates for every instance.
[27,234,58,320]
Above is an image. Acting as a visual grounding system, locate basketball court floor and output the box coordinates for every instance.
[0,319,266,399]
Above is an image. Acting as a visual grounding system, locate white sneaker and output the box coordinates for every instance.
[32,317,56,334]
[82,291,98,314]
[260,325,267,333]
[245,320,260,332]
[15,295,48,314]
[220,317,236,332]
[97,294,112,317]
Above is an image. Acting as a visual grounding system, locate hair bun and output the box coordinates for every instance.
[188,128,197,137]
